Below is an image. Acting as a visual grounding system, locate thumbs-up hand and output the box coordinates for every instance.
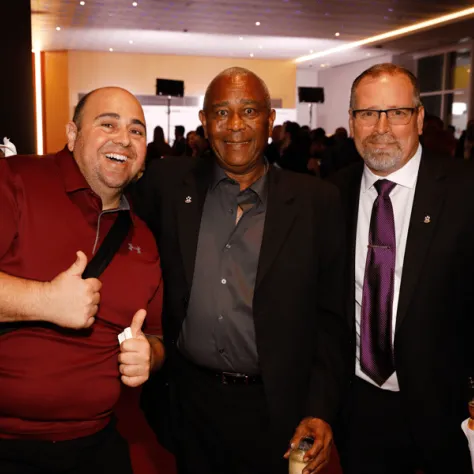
[118,309,152,387]
[44,251,102,329]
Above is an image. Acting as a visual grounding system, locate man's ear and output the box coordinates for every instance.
[268,109,276,136]
[348,110,355,138]
[198,110,208,138]
[417,106,425,136]
[66,122,78,152]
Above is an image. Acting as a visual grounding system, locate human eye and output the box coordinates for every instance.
[130,128,145,136]
[216,109,228,117]
[101,122,114,129]
[358,110,374,119]
[388,109,409,120]
[244,107,257,116]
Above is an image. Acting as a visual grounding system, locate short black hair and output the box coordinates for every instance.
[175,125,185,136]
[72,90,95,130]
[203,67,271,113]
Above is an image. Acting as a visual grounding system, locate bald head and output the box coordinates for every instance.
[203,67,271,113]
[73,87,142,130]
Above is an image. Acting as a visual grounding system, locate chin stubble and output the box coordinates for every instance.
[361,136,403,173]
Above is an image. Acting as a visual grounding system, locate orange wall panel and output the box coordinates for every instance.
[67,51,296,111]
[44,51,70,154]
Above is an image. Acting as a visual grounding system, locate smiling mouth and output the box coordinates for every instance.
[224,141,250,145]
[105,153,129,163]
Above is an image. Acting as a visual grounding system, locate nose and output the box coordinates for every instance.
[228,111,245,131]
[113,126,131,147]
[374,111,391,134]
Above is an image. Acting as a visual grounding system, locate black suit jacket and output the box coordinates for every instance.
[333,150,474,462]
[133,156,351,451]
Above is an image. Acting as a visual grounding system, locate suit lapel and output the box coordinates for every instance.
[395,152,448,332]
[255,166,297,289]
[343,164,364,331]
[176,159,213,291]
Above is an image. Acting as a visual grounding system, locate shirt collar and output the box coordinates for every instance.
[55,146,90,193]
[361,143,422,193]
[210,158,269,204]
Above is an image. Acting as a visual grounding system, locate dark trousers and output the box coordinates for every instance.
[338,377,471,474]
[0,421,133,474]
[172,353,287,474]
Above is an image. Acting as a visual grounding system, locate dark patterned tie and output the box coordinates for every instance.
[361,179,396,386]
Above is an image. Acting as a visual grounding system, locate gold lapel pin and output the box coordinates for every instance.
[424,215,431,224]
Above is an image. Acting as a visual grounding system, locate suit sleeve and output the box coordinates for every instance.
[129,159,162,238]
[307,184,351,424]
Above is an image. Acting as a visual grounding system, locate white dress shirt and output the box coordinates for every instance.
[355,144,422,391]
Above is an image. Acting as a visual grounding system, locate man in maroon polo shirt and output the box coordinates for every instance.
[0,86,165,473]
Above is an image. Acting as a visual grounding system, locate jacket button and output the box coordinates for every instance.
[183,296,189,305]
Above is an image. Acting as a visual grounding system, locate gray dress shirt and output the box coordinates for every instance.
[178,164,268,374]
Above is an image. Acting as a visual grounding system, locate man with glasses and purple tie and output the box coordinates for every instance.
[331,63,474,474]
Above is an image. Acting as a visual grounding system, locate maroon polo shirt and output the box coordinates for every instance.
[0,148,163,440]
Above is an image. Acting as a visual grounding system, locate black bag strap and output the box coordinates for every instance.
[81,210,132,279]
[0,210,132,335]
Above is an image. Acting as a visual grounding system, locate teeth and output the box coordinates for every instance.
[105,153,128,162]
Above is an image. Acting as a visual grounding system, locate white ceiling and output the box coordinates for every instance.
[31,0,474,69]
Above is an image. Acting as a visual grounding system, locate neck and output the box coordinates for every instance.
[100,191,122,210]
[225,162,266,191]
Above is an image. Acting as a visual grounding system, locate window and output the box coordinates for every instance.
[421,95,442,117]
[418,55,444,93]
[417,47,471,136]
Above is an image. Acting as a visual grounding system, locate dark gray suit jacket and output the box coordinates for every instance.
[133,155,351,452]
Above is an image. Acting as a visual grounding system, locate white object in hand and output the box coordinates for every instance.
[118,327,133,344]
[2,137,17,156]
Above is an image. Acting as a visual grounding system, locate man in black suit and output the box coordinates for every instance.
[332,63,474,474]
[134,67,350,474]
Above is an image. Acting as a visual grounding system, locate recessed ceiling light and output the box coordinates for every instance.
[80,1,85,5]
[309,49,314,53]
[258,45,263,49]
[239,36,243,40]
[335,32,340,37]
[132,1,138,6]
[109,48,114,52]
[129,40,134,44]
[250,53,254,57]
[255,21,261,26]
[366,53,371,56]
[320,64,326,68]
[56,26,61,31]
[295,6,474,63]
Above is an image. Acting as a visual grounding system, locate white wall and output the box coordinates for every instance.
[296,68,319,128]
[316,54,393,135]
[143,105,296,144]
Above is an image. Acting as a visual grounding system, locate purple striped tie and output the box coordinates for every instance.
[361,179,396,386]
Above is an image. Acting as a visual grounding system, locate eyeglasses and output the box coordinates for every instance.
[352,107,418,126]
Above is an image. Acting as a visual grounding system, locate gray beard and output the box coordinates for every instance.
[361,138,403,173]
